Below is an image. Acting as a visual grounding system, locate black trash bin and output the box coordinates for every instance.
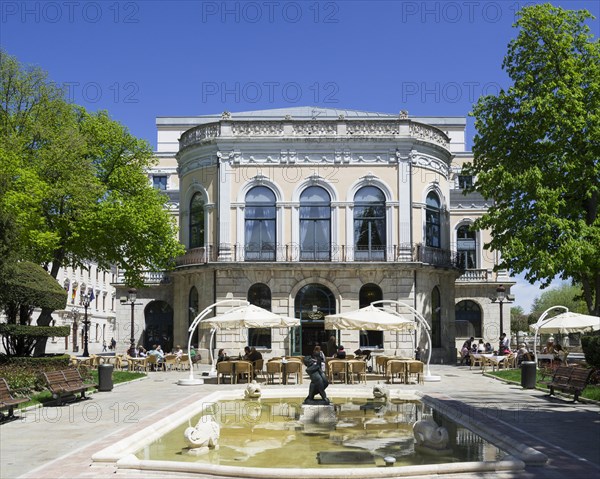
[98,364,114,391]
[521,361,536,389]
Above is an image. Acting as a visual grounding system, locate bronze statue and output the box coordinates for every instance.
[303,355,329,404]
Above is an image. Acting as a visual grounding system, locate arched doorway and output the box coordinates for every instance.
[293,284,336,356]
[455,300,482,338]
[144,301,174,353]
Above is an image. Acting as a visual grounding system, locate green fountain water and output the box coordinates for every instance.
[135,397,505,469]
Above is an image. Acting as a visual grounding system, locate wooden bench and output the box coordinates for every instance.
[546,366,593,402]
[43,369,97,406]
[0,378,30,422]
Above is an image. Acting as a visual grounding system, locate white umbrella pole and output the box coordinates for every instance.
[178,299,249,386]
[532,305,569,364]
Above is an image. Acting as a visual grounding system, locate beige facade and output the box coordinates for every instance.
[116,107,513,363]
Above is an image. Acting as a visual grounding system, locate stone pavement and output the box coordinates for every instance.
[0,364,598,479]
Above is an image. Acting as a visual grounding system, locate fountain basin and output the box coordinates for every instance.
[92,387,543,478]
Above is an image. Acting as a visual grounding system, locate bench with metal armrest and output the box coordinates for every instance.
[546,366,593,402]
[43,369,97,406]
[0,378,30,421]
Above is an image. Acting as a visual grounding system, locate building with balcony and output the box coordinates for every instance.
[115,107,514,363]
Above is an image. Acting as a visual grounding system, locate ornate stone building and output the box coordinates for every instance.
[115,107,513,363]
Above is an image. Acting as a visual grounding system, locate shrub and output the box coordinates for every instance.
[581,335,600,369]
[0,354,70,392]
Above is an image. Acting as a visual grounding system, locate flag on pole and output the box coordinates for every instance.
[89,289,95,302]
[71,287,77,303]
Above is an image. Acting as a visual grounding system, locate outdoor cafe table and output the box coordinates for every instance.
[479,354,509,372]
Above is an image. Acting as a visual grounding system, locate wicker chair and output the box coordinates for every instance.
[387,360,407,384]
[235,361,253,384]
[328,360,347,384]
[266,361,282,384]
[407,361,424,384]
[217,361,234,384]
[347,360,367,384]
[284,361,302,384]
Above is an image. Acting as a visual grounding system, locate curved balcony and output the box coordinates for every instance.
[178,118,450,152]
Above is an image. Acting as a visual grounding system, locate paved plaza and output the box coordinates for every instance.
[1,364,599,479]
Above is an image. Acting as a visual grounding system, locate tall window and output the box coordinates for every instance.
[431,287,441,348]
[300,186,331,260]
[359,284,383,348]
[248,283,272,348]
[245,186,276,261]
[189,193,205,249]
[425,192,441,248]
[152,175,167,190]
[455,300,482,338]
[354,186,386,260]
[457,175,473,189]
[457,225,477,269]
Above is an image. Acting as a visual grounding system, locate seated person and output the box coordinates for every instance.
[516,343,529,365]
[335,345,347,359]
[148,344,165,360]
[460,337,474,365]
[554,344,568,365]
[173,345,183,359]
[217,348,229,363]
[484,342,493,353]
[242,346,252,360]
[542,340,555,354]
[190,345,201,364]
[246,346,263,362]
[477,339,485,353]
[137,346,147,358]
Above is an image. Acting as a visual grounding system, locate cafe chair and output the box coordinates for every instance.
[387,360,407,384]
[235,361,253,384]
[328,360,347,384]
[284,360,302,384]
[266,361,282,384]
[348,360,367,384]
[217,361,234,384]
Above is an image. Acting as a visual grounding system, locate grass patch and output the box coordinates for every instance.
[13,370,146,410]
[489,369,600,401]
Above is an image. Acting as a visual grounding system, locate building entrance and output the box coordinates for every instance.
[293,283,336,356]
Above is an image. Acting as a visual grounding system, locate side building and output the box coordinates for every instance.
[114,107,514,363]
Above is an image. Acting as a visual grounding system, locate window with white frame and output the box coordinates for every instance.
[300,186,331,261]
[245,186,276,261]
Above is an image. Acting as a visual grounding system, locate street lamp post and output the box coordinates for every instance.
[81,291,91,357]
[492,284,506,335]
[124,288,137,356]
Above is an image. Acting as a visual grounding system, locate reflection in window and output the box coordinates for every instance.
[189,193,205,249]
[455,300,482,338]
[426,192,441,248]
[300,186,331,261]
[354,186,386,260]
[152,175,167,190]
[457,175,473,189]
[457,225,477,269]
[245,186,276,261]
[248,283,272,348]
[359,284,383,348]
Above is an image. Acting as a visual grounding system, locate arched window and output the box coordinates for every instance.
[354,186,386,260]
[431,287,441,348]
[189,193,205,249]
[359,284,383,348]
[294,284,336,356]
[143,301,174,353]
[245,186,276,261]
[457,225,477,269]
[248,283,272,348]
[455,300,482,338]
[426,192,441,248]
[189,287,199,347]
[300,186,331,261]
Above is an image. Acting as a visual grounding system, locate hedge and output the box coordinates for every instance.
[581,335,600,369]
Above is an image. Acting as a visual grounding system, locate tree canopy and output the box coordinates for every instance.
[464,4,600,316]
[0,50,184,287]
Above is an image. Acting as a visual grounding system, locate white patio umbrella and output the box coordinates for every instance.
[324,305,416,332]
[529,311,600,335]
[179,300,299,386]
[200,304,300,330]
[530,308,600,361]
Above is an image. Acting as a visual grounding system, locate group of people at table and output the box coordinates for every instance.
[460,334,569,369]
[126,344,200,370]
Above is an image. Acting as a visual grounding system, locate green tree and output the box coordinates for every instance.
[0,51,184,353]
[530,283,588,320]
[510,305,532,333]
[464,5,600,316]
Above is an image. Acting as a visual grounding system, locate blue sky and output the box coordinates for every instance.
[2,0,598,312]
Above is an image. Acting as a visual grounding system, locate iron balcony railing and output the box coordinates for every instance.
[175,243,461,269]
